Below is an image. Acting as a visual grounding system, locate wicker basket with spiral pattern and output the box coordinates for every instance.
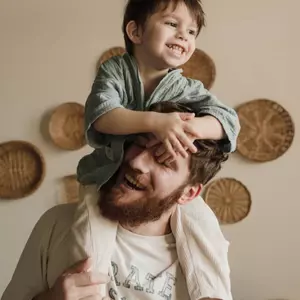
[180,48,216,90]
[237,99,294,162]
[49,102,86,150]
[0,140,45,199]
[205,178,251,224]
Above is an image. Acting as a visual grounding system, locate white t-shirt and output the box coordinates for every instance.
[107,225,190,300]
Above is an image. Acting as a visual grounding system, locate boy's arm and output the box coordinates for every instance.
[85,56,161,148]
[93,107,157,135]
[177,78,240,152]
[190,115,225,140]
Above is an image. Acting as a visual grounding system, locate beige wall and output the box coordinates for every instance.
[0,0,298,299]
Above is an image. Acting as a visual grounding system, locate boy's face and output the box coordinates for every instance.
[135,2,198,70]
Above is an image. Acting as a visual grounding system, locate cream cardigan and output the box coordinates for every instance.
[1,185,232,300]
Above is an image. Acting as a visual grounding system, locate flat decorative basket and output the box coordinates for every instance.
[204,178,251,224]
[180,48,216,89]
[97,46,126,68]
[49,102,86,150]
[0,140,45,199]
[62,174,80,203]
[237,99,294,162]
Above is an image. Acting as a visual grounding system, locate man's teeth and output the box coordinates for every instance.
[167,44,184,54]
[125,174,144,189]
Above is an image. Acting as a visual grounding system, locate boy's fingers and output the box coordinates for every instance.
[146,138,160,148]
[155,145,166,156]
[163,139,176,160]
[178,112,195,121]
[171,137,188,158]
[178,133,197,154]
[165,157,175,165]
[184,124,201,140]
[157,152,172,163]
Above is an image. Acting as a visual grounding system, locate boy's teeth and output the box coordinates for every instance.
[167,44,184,54]
[125,174,144,189]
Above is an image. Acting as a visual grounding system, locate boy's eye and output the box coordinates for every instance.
[189,29,197,36]
[166,21,177,27]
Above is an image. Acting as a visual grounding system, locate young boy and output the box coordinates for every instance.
[77,0,240,187]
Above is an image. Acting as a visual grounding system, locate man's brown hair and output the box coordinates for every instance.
[149,101,229,185]
[122,0,206,54]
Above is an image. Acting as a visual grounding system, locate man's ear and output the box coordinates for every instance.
[126,21,142,45]
[178,184,203,205]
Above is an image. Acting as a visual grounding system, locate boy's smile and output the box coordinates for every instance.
[166,44,186,57]
[134,2,198,70]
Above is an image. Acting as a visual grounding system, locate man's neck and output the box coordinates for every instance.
[133,50,169,97]
[120,209,174,236]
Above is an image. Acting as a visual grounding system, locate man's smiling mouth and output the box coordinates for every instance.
[124,173,146,191]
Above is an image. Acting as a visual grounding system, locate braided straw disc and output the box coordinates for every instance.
[49,102,86,150]
[237,99,294,162]
[98,46,126,67]
[180,48,216,90]
[62,174,79,203]
[0,141,45,199]
[205,178,251,224]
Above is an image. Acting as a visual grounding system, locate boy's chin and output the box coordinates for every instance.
[161,57,188,69]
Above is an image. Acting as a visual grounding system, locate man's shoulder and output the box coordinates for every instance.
[36,203,77,234]
[33,203,89,287]
[180,197,229,246]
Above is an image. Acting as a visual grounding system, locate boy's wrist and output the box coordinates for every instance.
[192,116,224,140]
[144,111,161,133]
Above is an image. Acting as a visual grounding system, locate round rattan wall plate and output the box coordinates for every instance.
[205,178,251,224]
[49,102,86,150]
[98,46,126,66]
[237,99,294,162]
[180,48,216,89]
[62,174,80,203]
[0,140,45,199]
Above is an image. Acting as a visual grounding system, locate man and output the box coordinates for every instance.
[2,102,232,300]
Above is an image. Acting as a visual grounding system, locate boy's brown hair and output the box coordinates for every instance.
[149,101,229,185]
[122,0,206,54]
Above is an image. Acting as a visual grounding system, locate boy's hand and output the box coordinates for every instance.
[153,133,197,165]
[149,112,199,160]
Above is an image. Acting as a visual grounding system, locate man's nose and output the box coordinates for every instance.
[129,149,153,174]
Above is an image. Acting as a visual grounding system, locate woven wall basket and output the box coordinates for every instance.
[0,140,45,199]
[97,46,126,69]
[237,99,294,162]
[49,102,86,150]
[204,178,251,224]
[180,48,216,90]
[62,174,79,203]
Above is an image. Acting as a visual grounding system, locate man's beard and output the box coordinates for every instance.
[98,172,185,227]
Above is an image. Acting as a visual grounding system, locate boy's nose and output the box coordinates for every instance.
[176,29,188,41]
